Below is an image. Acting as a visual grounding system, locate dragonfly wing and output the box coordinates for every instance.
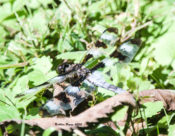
[47,75,66,84]
[64,86,80,97]
[86,71,126,94]
[42,99,71,116]
[42,86,87,116]
[82,79,96,93]
[16,75,67,97]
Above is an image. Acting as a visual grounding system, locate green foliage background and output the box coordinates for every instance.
[0,0,175,135]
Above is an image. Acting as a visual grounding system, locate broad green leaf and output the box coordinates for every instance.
[28,69,56,86]
[16,95,37,109]
[56,2,71,25]
[127,77,154,92]
[0,55,13,65]
[8,41,29,56]
[0,26,7,43]
[0,3,12,21]
[136,101,163,119]
[43,127,56,136]
[5,68,16,80]
[97,87,115,97]
[153,21,175,66]
[0,105,21,121]
[157,114,171,128]
[86,125,117,136]
[31,56,53,74]
[26,0,40,9]
[168,124,175,136]
[143,101,163,118]
[12,75,29,94]
[57,38,73,52]
[110,63,133,90]
[57,51,87,63]
[29,10,49,35]
[167,71,175,86]
[37,0,53,7]
[28,69,47,85]
[12,0,25,11]
[25,107,40,119]
[111,106,128,121]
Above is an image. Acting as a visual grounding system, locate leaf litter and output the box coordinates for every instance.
[139,89,175,111]
[1,88,175,134]
[2,89,175,130]
[1,92,136,131]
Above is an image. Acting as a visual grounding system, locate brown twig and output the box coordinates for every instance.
[123,106,134,134]
[121,21,152,43]
[0,62,28,69]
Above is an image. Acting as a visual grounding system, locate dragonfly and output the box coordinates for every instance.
[17,28,141,116]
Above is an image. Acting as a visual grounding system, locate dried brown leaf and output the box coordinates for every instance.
[114,89,175,136]
[103,121,118,130]
[139,89,175,111]
[1,92,136,131]
[126,122,146,136]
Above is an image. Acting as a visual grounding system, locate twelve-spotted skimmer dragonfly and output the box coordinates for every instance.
[17,28,140,115]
